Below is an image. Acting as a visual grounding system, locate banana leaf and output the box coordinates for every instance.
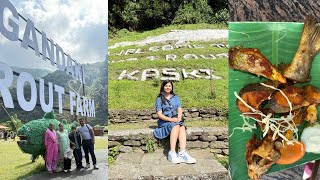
[228,22,320,180]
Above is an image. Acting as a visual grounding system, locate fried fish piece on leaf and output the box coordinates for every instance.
[303,85,320,104]
[304,104,318,125]
[291,109,305,126]
[229,46,286,83]
[283,16,320,82]
[276,141,305,165]
[237,81,280,114]
[246,135,281,180]
[270,86,310,113]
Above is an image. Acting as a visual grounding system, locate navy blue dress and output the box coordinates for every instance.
[153,94,186,139]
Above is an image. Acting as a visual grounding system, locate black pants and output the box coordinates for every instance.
[82,139,97,165]
[64,158,71,170]
[73,148,83,168]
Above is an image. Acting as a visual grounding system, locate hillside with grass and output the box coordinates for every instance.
[108,24,228,113]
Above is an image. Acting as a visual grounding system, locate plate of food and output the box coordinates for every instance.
[228,16,320,180]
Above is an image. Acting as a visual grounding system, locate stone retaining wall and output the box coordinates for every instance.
[108,108,228,124]
[108,127,228,156]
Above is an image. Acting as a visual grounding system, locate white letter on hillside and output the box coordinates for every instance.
[17,72,37,111]
[0,62,13,108]
[69,91,76,115]
[76,94,83,116]
[0,0,19,41]
[42,31,55,65]
[21,19,40,57]
[88,98,95,118]
[54,85,65,114]
[39,79,53,112]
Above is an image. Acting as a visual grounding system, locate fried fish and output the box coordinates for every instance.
[229,46,286,83]
[283,16,320,82]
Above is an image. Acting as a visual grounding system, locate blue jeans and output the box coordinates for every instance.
[82,139,97,165]
[73,148,82,167]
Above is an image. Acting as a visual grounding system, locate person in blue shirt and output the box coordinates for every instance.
[154,80,196,164]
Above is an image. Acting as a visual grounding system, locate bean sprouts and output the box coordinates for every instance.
[230,83,299,145]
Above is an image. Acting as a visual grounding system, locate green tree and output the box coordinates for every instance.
[6,114,23,133]
[172,0,214,24]
[121,1,141,31]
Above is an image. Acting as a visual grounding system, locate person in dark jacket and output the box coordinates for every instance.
[69,126,83,169]
[4,130,8,141]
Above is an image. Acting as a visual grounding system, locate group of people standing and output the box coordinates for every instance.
[44,118,98,173]
[1,130,16,141]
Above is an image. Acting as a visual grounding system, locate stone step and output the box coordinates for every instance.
[108,127,228,155]
[108,149,230,180]
[108,108,227,124]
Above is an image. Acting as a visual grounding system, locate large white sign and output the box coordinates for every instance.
[0,0,86,84]
[108,53,228,63]
[0,0,95,117]
[108,43,229,56]
[118,68,222,81]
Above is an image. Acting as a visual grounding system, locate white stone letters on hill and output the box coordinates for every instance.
[117,68,221,81]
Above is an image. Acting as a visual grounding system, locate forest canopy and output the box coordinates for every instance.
[108,0,228,32]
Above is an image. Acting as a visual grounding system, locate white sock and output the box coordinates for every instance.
[179,150,186,155]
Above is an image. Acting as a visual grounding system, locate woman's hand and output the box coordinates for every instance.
[170,118,180,122]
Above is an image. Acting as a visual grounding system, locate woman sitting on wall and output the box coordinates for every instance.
[154,80,196,164]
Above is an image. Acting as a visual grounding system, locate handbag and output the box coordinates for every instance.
[166,99,185,122]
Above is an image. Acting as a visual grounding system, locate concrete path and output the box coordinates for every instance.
[109,149,230,180]
[24,150,108,180]
[262,164,320,180]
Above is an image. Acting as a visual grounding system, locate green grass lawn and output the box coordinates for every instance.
[109,23,227,46]
[109,118,227,131]
[108,39,228,110]
[0,137,106,180]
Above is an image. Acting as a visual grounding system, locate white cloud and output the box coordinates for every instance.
[0,0,107,69]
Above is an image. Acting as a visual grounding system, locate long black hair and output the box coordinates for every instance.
[157,80,175,105]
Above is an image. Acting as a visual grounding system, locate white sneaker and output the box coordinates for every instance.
[86,163,90,169]
[168,151,180,164]
[179,151,196,164]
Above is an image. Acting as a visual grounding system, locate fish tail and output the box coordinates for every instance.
[312,25,320,52]
[303,15,320,52]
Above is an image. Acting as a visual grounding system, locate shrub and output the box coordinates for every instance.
[172,0,214,24]
[145,138,156,153]
[212,8,229,24]
[108,146,119,165]
[152,77,161,87]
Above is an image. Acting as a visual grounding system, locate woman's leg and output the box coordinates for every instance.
[178,126,187,151]
[46,161,52,172]
[170,125,180,152]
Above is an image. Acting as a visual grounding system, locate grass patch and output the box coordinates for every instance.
[213,154,229,169]
[0,137,106,180]
[0,139,45,180]
[109,23,227,46]
[109,33,228,112]
[108,41,228,110]
[108,79,228,110]
[95,137,107,150]
[108,146,119,165]
[108,40,227,60]
[109,118,227,131]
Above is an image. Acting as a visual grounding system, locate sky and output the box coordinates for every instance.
[0,0,108,70]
